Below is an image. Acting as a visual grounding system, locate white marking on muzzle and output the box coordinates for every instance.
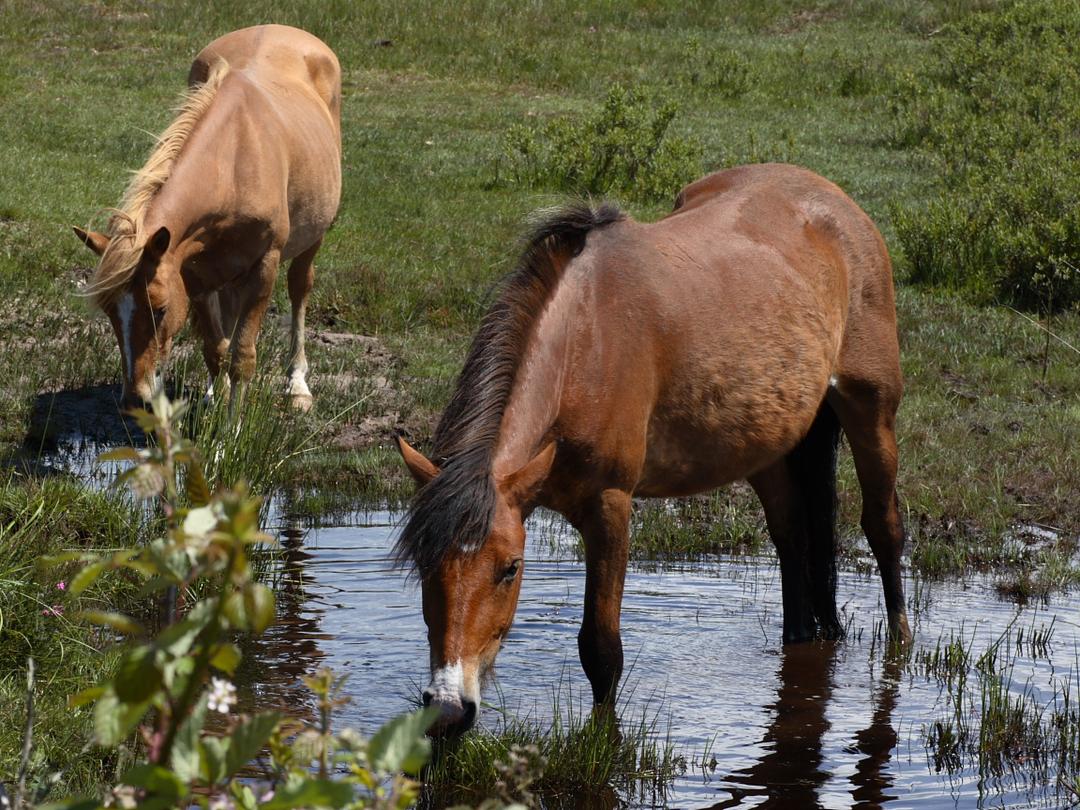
[426,660,480,726]
[116,292,135,386]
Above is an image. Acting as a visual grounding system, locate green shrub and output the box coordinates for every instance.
[499,84,703,203]
[679,37,755,98]
[890,0,1080,309]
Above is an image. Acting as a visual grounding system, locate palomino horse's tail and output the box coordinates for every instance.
[788,399,843,637]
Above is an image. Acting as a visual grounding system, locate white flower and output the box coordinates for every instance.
[207,677,237,714]
[208,795,234,810]
[105,785,137,810]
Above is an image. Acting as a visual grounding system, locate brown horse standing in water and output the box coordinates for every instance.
[74,25,341,408]
[396,163,911,737]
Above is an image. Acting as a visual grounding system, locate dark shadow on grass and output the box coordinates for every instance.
[2,385,146,479]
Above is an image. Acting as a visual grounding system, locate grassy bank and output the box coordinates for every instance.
[0,477,146,797]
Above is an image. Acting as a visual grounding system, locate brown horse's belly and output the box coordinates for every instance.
[634,378,825,498]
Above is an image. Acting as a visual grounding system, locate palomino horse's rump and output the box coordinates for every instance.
[396,163,908,736]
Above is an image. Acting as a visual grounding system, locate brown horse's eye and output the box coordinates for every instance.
[500,559,522,584]
[152,307,166,327]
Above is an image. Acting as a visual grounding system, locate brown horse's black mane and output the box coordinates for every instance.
[396,201,625,576]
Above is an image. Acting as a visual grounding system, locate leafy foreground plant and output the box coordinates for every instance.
[14,391,438,810]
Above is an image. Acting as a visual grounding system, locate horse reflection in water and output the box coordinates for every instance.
[711,642,901,809]
[234,522,330,718]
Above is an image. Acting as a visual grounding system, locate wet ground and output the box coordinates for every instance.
[244,511,1080,809]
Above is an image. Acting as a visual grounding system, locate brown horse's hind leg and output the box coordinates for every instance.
[787,402,844,639]
[570,489,632,707]
[749,464,818,644]
[827,382,912,645]
[286,240,320,411]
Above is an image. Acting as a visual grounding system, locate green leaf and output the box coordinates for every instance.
[69,561,106,595]
[243,583,275,635]
[224,712,281,778]
[200,735,230,785]
[94,689,152,747]
[79,610,145,637]
[260,779,354,810]
[367,707,439,775]
[171,694,207,784]
[68,685,106,708]
[114,646,161,703]
[186,464,212,507]
[120,764,187,802]
[156,600,217,657]
[223,591,248,630]
[209,642,242,675]
[96,447,140,463]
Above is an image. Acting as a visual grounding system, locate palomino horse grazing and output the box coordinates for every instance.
[396,163,911,736]
[74,25,341,409]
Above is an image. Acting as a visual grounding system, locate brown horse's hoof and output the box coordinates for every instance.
[888,613,913,647]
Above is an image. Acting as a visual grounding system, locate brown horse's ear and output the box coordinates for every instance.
[73,227,110,256]
[501,442,556,507]
[144,226,171,261]
[396,436,440,486]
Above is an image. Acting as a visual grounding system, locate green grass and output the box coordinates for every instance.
[0,476,145,798]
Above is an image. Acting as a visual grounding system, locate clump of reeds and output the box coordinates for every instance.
[422,681,679,808]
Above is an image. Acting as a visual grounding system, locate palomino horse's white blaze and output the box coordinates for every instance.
[116,292,135,384]
[424,660,479,726]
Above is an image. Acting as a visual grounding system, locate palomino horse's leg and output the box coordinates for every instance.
[228,248,281,399]
[749,463,818,643]
[192,292,231,401]
[285,240,320,411]
[827,384,912,645]
[570,488,632,707]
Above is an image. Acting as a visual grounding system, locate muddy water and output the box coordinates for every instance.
[242,510,1080,809]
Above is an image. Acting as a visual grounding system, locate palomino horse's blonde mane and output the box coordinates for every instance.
[86,59,230,308]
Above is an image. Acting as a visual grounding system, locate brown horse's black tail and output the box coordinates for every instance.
[787,400,843,638]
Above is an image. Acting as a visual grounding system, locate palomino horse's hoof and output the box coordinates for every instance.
[290,392,313,412]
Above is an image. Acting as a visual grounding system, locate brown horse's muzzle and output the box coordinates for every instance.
[422,660,480,737]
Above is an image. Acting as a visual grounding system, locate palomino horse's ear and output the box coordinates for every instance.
[73,227,110,256]
[396,436,440,486]
[501,442,556,508]
[144,226,171,261]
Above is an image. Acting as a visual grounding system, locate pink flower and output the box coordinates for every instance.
[42,605,63,617]
[56,581,66,591]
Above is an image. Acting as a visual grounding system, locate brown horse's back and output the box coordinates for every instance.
[551,164,899,498]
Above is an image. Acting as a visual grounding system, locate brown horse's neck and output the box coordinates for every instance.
[490,270,580,486]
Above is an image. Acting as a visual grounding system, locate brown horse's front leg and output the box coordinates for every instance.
[572,489,632,707]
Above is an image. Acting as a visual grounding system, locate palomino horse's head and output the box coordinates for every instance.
[75,225,189,406]
[396,437,556,737]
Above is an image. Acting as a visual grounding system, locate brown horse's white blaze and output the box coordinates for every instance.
[75,25,341,409]
[396,164,912,737]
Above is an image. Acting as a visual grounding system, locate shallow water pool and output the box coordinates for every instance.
[241,510,1080,809]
